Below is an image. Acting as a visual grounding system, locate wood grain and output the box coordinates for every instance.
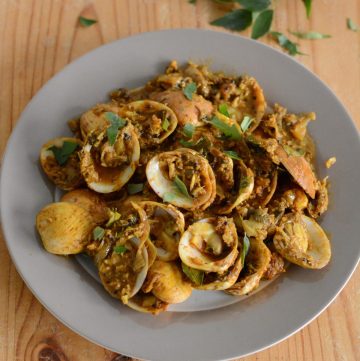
[0,1,359,360]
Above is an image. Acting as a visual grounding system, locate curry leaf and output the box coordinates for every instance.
[235,0,270,12]
[182,263,204,285]
[241,233,250,265]
[251,9,273,39]
[49,141,78,166]
[240,115,253,132]
[183,82,197,100]
[283,145,305,157]
[93,226,105,241]
[105,112,126,145]
[127,183,144,195]
[224,150,242,160]
[302,0,312,19]
[209,116,242,140]
[219,103,230,117]
[347,18,359,32]
[182,123,196,138]
[162,116,170,131]
[290,31,331,39]
[174,176,191,198]
[79,16,97,27]
[211,9,252,32]
[270,31,306,56]
[114,245,128,254]
[106,210,121,227]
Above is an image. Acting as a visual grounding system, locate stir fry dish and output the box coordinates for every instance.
[36,61,331,314]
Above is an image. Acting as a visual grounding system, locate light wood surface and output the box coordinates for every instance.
[0,1,359,360]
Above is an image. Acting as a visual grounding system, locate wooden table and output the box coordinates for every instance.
[0,1,359,360]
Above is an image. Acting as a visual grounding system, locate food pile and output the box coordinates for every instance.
[36,61,331,314]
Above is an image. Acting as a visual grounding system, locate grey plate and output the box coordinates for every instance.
[1,29,360,361]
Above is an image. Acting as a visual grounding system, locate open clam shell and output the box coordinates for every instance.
[217,159,254,214]
[140,201,185,261]
[119,100,178,148]
[225,238,271,296]
[40,137,83,190]
[179,217,239,273]
[79,123,140,193]
[146,148,216,210]
[273,213,331,269]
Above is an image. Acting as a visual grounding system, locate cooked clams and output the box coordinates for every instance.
[146,148,216,210]
[273,213,331,269]
[40,137,83,190]
[80,123,140,193]
[35,60,332,315]
[36,202,95,255]
[179,217,239,273]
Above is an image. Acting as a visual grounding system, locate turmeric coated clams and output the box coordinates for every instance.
[35,60,333,315]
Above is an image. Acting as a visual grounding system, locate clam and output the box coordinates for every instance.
[40,137,83,190]
[179,217,239,273]
[217,159,254,214]
[36,202,95,255]
[119,100,178,148]
[150,89,213,126]
[127,291,168,315]
[195,254,243,291]
[273,213,331,269]
[140,201,185,261]
[225,238,271,296]
[80,103,122,139]
[142,260,192,304]
[79,123,140,193]
[61,189,109,225]
[235,76,266,131]
[146,148,216,210]
[98,236,149,304]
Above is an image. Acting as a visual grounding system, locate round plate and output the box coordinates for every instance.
[1,29,360,361]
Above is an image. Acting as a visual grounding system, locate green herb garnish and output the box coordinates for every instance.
[182,123,196,138]
[241,233,250,265]
[347,18,359,32]
[302,0,312,18]
[183,82,197,100]
[182,263,204,285]
[79,16,97,27]
[239,176,251,189]
[224,150,242,160]
[93,226,105,241]
[283,145,305,157]
[114,245,128,254]
[105,112,126,145]
[240,115,253,132]
[162,116,170,131]
[251,9,273,39]
[236,0,271,12]
[49,141,78,166]
[174,176,191,198]
[188,0,197,4]
[211,9,252,32]
[218,103,230,117]
[209,116,242,140]
[270,32,305,56]
[127,183,144,195]
[290,31,331,40]
[106,209,121,227]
